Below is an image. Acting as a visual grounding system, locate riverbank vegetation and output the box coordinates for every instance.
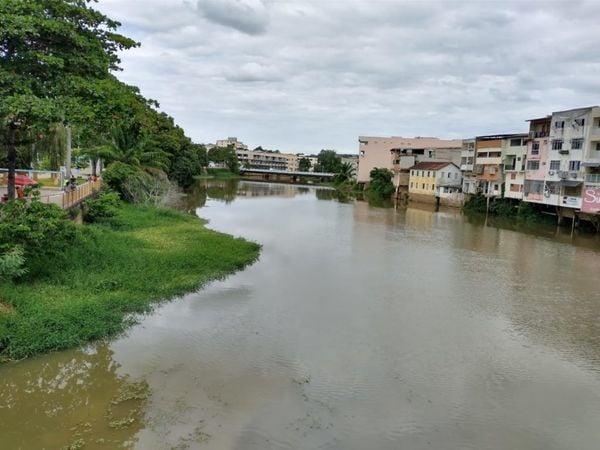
[0,196,260,360]
[463,194,556,226]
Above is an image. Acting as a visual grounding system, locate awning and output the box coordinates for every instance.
[561,180,582,187]
[581,162,600,167]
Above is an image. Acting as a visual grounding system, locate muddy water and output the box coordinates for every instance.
[2,180,600,449]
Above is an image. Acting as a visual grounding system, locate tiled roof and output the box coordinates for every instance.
[409,161,455,171]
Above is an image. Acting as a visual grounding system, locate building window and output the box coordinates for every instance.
[431,184,435,190]
[510,138,522,146]
[574,118,585,127]
[410,182,413,188]
[427,171,431,177]
[549,160,561,171]
[596,142,600,151]
[554,120,565,129]
[571,138,584,149]
[527,160,540,170]
[410,170,414,175]
[569,160,581,171]
[531,142,540,154]
[551,139,563,150]
[422,183,425,189]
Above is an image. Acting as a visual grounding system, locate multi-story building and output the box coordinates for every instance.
[524,107,600,213]
[216,137,248,151]
[523,117,551,205]
[502,134,528,200]
[236,149,289,171]
[474,135,504,197]
[357,136,462,189]
[460,138,477,194]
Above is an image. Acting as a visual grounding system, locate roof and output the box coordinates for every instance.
[409,161,457,171]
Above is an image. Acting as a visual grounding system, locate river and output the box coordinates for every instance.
[2,180,600,449]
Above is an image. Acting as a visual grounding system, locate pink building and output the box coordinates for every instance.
[357,136,463,188]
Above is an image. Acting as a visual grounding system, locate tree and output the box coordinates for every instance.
[314,149,342,173]
[367,168,395,199]
[208,145,239,173]
[333,161,356,184]
[298,157,312,172]
[0,0,137,199]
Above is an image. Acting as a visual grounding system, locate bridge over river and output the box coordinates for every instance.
[240,168,335,183]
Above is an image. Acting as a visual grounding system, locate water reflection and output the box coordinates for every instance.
[0,344,148,449]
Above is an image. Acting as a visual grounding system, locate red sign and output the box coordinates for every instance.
[582,187,600,213]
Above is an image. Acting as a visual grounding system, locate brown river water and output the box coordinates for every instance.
[1,180,600,449]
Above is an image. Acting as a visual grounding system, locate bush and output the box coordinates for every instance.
[366,168,395,200]
[0,246,28,281]
[101,162,141,197]
[0,199,77,278]
[83,191,121,223]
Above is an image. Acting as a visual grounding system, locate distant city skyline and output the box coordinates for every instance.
[98,0,600,154]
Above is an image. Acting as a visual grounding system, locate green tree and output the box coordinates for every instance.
[298,157,312,172]
[314,149,342,173]
[333,161,356,184]
[367,168,395,199]
[0,0,137,199]
[208,145,239,173]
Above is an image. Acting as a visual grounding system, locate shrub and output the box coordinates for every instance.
[83,191,121,223]
[0,199,77,278]
[366,168,395,200]
[101,162,141,197]
[0,246,28,281]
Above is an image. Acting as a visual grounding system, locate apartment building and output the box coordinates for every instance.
[216,137,248,151]
[523,106,600,212]
[357,136,462,189]
[236,149,290,171]
[523,117,551,205]
[460,138,477,194]
[502,134,528,200]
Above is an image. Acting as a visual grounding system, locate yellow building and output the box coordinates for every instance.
[408,161,462,197]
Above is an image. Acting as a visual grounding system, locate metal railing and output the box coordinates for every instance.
[586,174,600,184]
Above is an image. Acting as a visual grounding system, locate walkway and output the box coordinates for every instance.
[38,180,102,209]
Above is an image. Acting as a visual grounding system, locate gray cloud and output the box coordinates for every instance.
[196,0,269,35]
[97,0,600,153]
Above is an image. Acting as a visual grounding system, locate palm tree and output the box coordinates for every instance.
[333,162,356,184]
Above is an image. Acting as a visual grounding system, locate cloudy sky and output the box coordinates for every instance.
[97,0,600,154]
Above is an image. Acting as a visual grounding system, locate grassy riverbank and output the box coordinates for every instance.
[0,204,260,361]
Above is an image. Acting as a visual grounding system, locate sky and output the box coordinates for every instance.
[96,0,600,154]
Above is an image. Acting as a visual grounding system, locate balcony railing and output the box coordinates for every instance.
[586,174,600,184]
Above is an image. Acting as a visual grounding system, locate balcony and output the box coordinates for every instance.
[528,131,549,138]
[586,174,600,184]
[460,164,474,172]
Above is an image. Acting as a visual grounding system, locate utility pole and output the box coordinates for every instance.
[65,124,72,179]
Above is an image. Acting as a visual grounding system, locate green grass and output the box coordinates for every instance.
[0,204,260,360]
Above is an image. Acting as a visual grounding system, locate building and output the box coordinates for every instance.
[357,136,463,189]
[523,106,600,214]
[408,161,463,206]
[460,138,477,194]
[502,134,528,200]
[216,137,248,151]
[523,116,551,205]
[236,149,289,171]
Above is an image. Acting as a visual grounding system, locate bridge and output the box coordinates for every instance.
[239,168,335,183]
[39,180,102,209]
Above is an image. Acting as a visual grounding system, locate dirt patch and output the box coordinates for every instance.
[0,301,15,315]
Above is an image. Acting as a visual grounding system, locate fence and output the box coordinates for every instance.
[39,180,102,209]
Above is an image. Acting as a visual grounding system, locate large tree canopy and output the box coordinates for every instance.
[0,0,138,198]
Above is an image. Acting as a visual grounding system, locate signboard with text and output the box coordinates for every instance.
[582,187,600,214]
